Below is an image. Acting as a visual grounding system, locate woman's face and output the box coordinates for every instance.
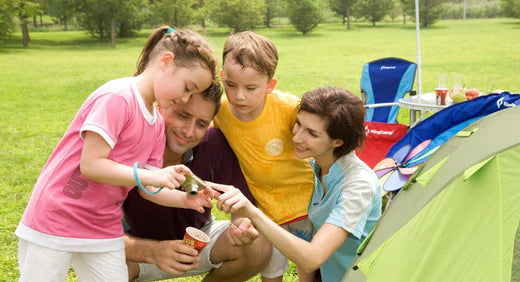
[292,111,342,162]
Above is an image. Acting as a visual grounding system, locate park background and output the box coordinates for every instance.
[1,0,520,281]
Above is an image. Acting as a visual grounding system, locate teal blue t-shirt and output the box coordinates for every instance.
[308,152,381,282]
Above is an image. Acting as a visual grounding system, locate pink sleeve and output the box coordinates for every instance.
[80,94,129,148]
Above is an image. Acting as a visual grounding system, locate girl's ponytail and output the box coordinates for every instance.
[134,26,216,78]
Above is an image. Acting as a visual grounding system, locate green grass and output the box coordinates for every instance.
[1,18,519,281]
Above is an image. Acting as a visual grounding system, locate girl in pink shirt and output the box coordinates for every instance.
[16,26,217,281]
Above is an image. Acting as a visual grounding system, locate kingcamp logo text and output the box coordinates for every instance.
[365,125,395,136]
[497,97,517,109]
[381,65,397,70]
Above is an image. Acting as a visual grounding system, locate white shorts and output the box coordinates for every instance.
[260,217,313,278]
[18,238,127,282]
[136,219,230,281]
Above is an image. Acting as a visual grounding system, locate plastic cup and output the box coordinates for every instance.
[183,227,210,252]
[435,88,448,105]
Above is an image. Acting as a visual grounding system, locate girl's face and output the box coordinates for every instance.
[154,54,213,109]
[292,110,343,163]
[220,59,276,122]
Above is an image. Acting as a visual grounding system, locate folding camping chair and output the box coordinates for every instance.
[356,57,417,169]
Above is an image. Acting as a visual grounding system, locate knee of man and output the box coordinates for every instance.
[246,233,273,270]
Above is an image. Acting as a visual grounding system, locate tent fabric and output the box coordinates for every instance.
[343,106,520,282]
[387,92,520,167]
[361,57,417,123]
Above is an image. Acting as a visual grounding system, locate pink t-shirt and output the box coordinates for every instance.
[17,77,165,245]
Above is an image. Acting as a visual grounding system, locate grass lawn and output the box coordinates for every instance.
[1,18,519,281]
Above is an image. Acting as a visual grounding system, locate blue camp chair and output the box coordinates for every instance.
[357,58,416,168]
[361,57,417,123]
[375,92,520,192]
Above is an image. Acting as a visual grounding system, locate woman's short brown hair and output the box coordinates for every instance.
[298,86,366,159]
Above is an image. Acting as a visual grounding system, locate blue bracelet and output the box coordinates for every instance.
[133,162,163,195]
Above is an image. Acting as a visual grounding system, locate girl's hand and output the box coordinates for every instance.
[183,185,214,213]
[148,165,192,189]
[209,183,255,217]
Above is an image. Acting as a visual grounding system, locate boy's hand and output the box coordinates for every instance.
[183,185,214,213]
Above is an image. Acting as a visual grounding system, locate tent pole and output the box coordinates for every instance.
[415,0,422,98]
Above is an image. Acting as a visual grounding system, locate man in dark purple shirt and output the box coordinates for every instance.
[123,82,271,281]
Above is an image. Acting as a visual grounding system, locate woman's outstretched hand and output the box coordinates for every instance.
[206,182,256,217]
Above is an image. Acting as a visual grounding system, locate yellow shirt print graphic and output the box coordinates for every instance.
[265,139,283,156]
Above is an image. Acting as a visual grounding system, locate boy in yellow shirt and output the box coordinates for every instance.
[213,31,315,281]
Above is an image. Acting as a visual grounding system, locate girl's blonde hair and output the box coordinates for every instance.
[135,26,217,78]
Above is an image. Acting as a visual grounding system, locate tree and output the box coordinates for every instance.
[149,0,197,28]
[76,0,146,47]
[501,0,520,19]
[17,0,41,47]
[41,0,76,30]
[353,0,393,26]
[264,0,282,28]
[329,0,357,30]
[0,0,18,42]
[211,0,264,32]
[287,0,325,35]
[402,0,446,27]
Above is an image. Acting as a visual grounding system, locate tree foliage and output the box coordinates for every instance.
[287,0,325,35]
[264,0,283,28]
[0,0,18,41]
[353,0,394,26]
[75,0,146,43]
[501,0,520,18]
[149,0,197,28]
[40,0,75,30]
[329,0,357,29]
[402,0,447,27]
[211,0,264,32]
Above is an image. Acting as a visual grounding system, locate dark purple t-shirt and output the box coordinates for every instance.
[123,128,253,241]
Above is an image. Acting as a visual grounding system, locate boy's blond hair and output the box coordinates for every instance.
[222,31,278,80]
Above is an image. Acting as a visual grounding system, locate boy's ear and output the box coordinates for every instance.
[266,78,277,93]
[159,52,175,71]
[219,69,225,81]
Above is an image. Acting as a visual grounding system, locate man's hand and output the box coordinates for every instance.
[225,217,259,246]
[150,239,201,276]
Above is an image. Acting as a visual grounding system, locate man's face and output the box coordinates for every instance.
[158,93,216,156]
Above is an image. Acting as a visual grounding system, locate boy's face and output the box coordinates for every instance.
[221,58,276,122]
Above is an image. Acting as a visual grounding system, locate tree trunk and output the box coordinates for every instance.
[40,13,43,26]
[347,9,351,30]
[64,15,68,31]
[22,22,30,47]
[403,14,406,25]
[111,18,116,48]
[33,15,37,27]
[201,18,206,29]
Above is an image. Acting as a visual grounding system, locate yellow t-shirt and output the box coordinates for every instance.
[214,91,314,224]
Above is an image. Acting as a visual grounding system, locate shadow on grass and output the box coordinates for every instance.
[0,30,151,53]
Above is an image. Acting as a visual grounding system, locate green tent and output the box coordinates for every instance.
[343,106,520,282]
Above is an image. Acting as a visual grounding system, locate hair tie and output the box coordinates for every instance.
[166,27,176,34]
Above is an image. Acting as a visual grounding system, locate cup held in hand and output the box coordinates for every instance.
[183,227,210,252]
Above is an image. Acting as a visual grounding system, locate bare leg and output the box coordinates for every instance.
[127,261,139,282]
[261,276,283,282]
[202,232,272,282]
[297,267,316,282]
